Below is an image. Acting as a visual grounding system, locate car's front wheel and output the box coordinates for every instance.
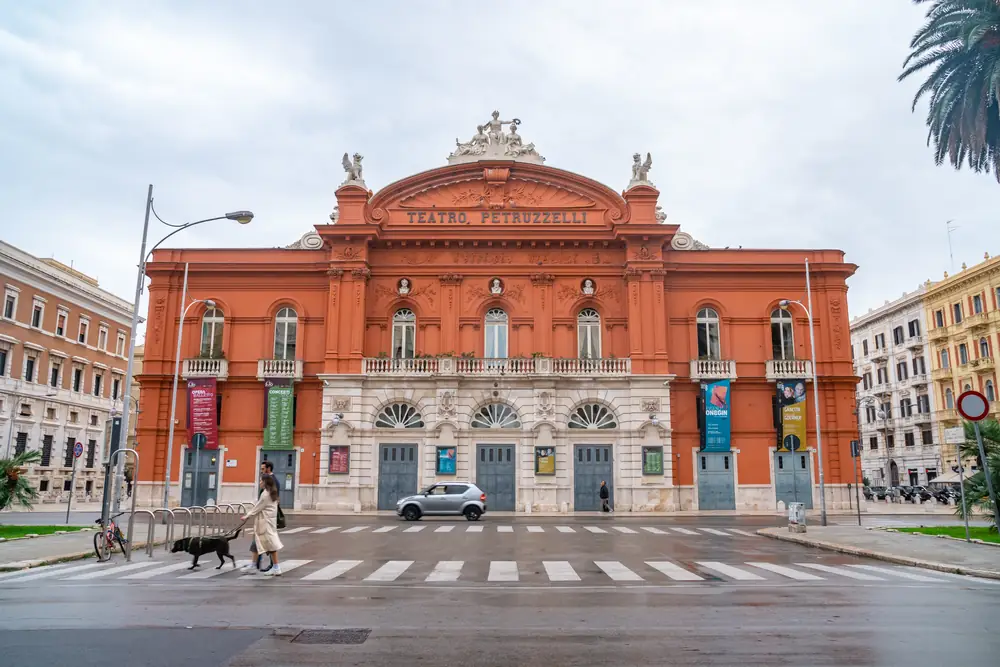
[464,506,482,521]
[402,505,421,521]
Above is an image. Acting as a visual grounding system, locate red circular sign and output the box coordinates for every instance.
[957,390,990,421]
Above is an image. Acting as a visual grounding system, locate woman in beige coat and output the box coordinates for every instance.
[241,475,284,576]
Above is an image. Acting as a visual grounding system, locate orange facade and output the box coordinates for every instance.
[137,154,858,513]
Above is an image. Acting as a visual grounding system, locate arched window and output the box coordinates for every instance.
[392,309,415,359]
[577,308,601,359]
[986,380,996,402]
[696,307,721,360]
[485,309,508,359]
[568,403,618,429]
[471,403,521,429]
[980,337,990,359]
[374,403,424,428]
[940,348,950,369]
[200,307,224,358]
[944,387,954,409]
[273,307,297,360]
[770,308,794,360]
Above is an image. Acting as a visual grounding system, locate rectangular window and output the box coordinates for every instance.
[19,402,31,417]
[904,432,915,447]
[97,327,108,351]
[959,343,969,365]
[862,372,872,390]
[64,436,75,467]
[922,429,933,445]
[45,407,56,420]
[917,394,930,413]
[49,360,60,388]
[953,303,963,324]
[935,310,944,328]
[862,339,869,355]
[865,406,877,423]
[93,372,102,397]
[876,367,887,384]
[940,349,950,368]
[0,348,7,377]
[56,311,67,337]
[899,398,912,417]
[908,319,921,337]
[73,367,83,392]
[973,294,983,314]
[78,319,88,344]
[63,479,71,491]
[39,480,49,492]
[896,361,908,381]
[3,293,15,319]
[913,356,925,375]
[892,326,904,345]
[875,333,885,349]
[31,302,43,328]
[887,434,895,449]
[69,410,78,423]
[25,355,36,383]
[116,332,126,356]
[40,435,53,466]
[86,440,96,468]
[869,436,878,450]
[111,376,121,401]
[15,432,27,456]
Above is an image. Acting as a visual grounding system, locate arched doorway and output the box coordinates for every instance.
[889,460,900,487]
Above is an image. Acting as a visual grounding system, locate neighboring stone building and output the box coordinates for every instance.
[850,287,939,487]
[0,241,134,502]
[137,114,859,513]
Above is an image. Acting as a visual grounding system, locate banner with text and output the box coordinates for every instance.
[777,379,808,452]
[701,379,731,452]
[263,378,294,450]
[187,378,218,450]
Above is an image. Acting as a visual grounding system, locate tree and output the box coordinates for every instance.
[0,450,41,513]
[956,418,1000,531]
[899,0,1000,181]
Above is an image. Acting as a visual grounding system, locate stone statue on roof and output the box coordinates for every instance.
[341,152,365,186]
[629,152,653,188]
[447,112,545,165]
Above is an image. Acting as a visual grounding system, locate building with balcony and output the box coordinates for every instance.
[0,241,134,502]
[136,114,858,513]
[923,253,1000,474]
[850,286,939,487]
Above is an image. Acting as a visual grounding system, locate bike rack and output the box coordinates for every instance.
[173,507,193,539]
[220,504,238,533]
[188,506,207,537]
[109,448,140,562]
[205,505,222,535]
[129,509,157,561]
[152,508,176,553]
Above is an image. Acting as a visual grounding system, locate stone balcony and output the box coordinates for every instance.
[929,326,949,342]
[966,312,989,332]
[362,356,632,378]
[870,348,889,363]
[913,411,932,424]
[689,359,737,382]
[971,356,995,373]
[181,358,229,380]
[765,359,812,381]
[872,383,893,397]
[910,372,929,387]
[906,335,924,350]
[931,367,952,382]
[257,358,304,381]
[935,408,959,423]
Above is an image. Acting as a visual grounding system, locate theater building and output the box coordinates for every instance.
[136,115,859,513]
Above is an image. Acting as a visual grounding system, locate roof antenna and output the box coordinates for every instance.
[946,220,958,272]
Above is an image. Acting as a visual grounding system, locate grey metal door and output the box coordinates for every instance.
[697,452,736,510]
[476,445,515,511]
[774,451,813,509]
[378,444,418,511]
[574,444,613,511]
[181,448,220,507]
[261,450,296,508]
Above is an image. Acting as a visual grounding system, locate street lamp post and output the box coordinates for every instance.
[100,185,252,539]
[855,394,879,525]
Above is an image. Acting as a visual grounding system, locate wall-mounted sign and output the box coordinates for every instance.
[263,378,294,450]
[776,379,808,452]
[329,446,349,474]
[642,446,663,475]
[701,379,731,452]
[437,447,456,475]
[225,459,237,468]
[405,210,591,225]
[535,446,555,475]
[187,378,218,450]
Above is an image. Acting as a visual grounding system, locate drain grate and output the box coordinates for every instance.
[292,629,371,645]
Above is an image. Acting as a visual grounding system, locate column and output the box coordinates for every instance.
[439,274,463,354]
[530,273,555,356]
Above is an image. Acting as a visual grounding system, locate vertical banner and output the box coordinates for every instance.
[263,378,294,450]
[701,379,731,452]
[436,447,456,475]
[776,379,807,452]
[187,378,218,450]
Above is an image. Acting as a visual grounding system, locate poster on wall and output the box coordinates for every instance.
[776,379,808,452]
[329,446,349,474]
[187,378,218,450]
[437,447,456,474]
[642,446,663,474]
[263,378,294,450]
[701,379,731,452]
[535,446,555,475]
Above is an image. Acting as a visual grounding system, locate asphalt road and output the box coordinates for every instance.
[1,515,997,665]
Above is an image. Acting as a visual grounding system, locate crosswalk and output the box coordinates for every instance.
[3,558,993,588]
[274,525,760,537]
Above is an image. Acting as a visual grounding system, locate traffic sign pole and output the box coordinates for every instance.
[973,421,1000,531]
[66,441,83,525]
[850,439,862,527]
[957,390,999,535]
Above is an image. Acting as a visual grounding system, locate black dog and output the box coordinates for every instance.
[171,530,241,570]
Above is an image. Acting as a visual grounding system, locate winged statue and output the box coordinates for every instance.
[631,152,653,184]
[341,152,364,185]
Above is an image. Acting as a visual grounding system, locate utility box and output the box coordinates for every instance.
[788,502,807,533]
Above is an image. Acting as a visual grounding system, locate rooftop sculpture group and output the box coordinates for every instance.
[448,111,546,165]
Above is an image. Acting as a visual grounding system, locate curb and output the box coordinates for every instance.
[0,539,167,572]
[755,528,1000,581]
[882,528,1000,549]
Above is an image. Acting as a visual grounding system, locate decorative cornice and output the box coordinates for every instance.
[326,268,344,278]
[530,273,555,285]
[439,273,464,285]
[350,268,371,282]
[623,267,643,282]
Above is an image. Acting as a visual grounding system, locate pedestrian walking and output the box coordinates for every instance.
[250,462,281,571]
[241,475,284,577]
[599,480,611,513]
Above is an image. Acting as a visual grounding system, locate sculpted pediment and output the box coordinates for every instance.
[399,177,596,210]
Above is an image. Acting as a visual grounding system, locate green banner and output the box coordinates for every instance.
[263,379,293,450]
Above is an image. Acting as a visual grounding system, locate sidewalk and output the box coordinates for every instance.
[758,525,1000,580]
[0,524,163,571]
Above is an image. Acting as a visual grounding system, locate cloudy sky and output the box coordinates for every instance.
[1,0,996,333]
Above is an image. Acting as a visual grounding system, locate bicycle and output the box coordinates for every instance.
[93,512,128,561]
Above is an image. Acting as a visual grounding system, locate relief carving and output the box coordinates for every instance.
[537,391,554,419]
[439,273,464,285]
[454,252,513,265]
[326,268,344,278]
[350,267,371,282]
[623,267,643,282]
[632,245,655,260]
[830,298,844,351]
[439,391,457,419]
[641,398,660,413]
[530,273,555,285]
[152,297,166,345]
[333,397,351,411]
[336,246,362,261]
[557,284,621,304]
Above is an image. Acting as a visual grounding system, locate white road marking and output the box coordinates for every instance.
[584,526,607,534]
[434,526,454,533]
[179,560,251,579]
[555,526,576,533]
[797,563,885,581]
[543,561,580,582]
[526,526,544,533]
[746,562,823,581]
[668,527,698,535]
[697,528,731,536]
[595,561,643,581]
[403,526,425,533]
[641,527,667,534]
[280,527,312,535]
[10,562,105,582]
[253,559,310,577]
[301,560,363,581]
[122,562,195,580]
[613,526,638,534]
[466,525,484,533]
[0,563,75,580]
[727,529,758,537]
[425,561,464,582]
[341,526,368,534]
[646,561,704,581]
[696,561,766,581]
[497,526,514,533]
[364,560,413,582]
[488,561,519,582]
[373,526,397,533]
[311,527,339,534]
[63,561,158,580]
[848,564,947,582]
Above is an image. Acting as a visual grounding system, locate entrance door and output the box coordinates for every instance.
[697,452,736,510]
[889,460,900,487]
[378,444,418,511]
[574,445,613,511]
[181,448,220,507]
[774,451,813,509]
[476,444,515,511]
[261,450,297,508]
[908,469,919,486]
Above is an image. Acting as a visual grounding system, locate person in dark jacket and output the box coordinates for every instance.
[599,480,611,513]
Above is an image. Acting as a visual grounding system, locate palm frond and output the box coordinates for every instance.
[0,450,42,512]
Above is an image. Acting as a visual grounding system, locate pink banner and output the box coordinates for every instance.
[187,378,218,450]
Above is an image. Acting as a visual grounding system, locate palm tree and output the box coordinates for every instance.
[956,419,1000,530]
[899,0,1000,181]
[0,450,41,512]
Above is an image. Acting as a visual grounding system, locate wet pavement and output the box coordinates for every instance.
[1,515,998,665]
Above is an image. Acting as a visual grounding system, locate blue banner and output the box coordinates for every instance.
[437,447,456,475]
[702,379,731,452]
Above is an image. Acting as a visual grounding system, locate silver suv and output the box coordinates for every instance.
[396,482,487,521]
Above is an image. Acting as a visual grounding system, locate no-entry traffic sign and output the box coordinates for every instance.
[73,441,84,458]
[957,390,990,422]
